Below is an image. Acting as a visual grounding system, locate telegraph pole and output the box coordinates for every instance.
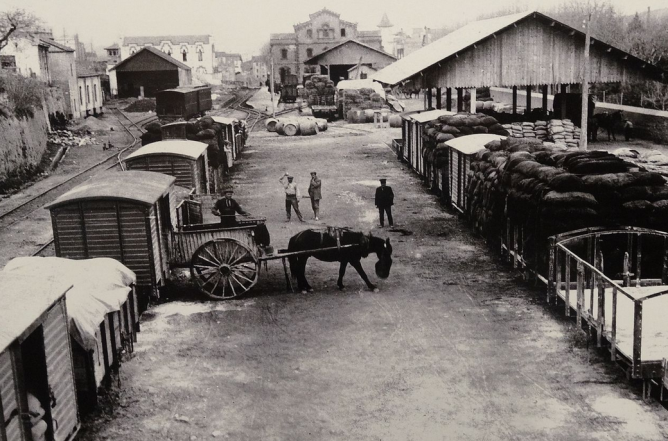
[269,54,276,118]
[580,13,592,150]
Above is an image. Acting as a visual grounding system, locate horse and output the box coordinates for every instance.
[592,110,623,141]
[287,229,393,293]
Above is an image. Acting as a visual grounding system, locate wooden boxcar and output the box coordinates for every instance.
[210,116,245,160]
[45,171,177,307]
[3,257,139,412]
[156,85,212,121]
[402,110,455,174]
[0,274,79,441]
[445,134,506,214]
[124,140,210,194]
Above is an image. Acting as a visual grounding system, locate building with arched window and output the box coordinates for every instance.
[121,35,214,78]
[269,8,384,84]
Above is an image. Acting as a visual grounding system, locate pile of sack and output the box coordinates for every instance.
[613,148,668,177]
[139,122,162,146]
[502,121,549,141]
[301,75,336,106]
[548,119,581,148]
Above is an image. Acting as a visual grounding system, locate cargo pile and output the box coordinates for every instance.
[301,75,336,106]
[613,148,668,177]
[466,138,668,265]
[266,117,327,136]
[48,130,97,147]
[140,122,163,146]
[548,119,580,148]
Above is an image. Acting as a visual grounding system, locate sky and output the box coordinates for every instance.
[4,0,667,59]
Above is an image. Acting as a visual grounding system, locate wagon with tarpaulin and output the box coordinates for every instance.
[0,274,79,441]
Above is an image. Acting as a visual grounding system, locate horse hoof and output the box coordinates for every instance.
[338,285,344,291]
[373,288,379,293]
[308,288,314,293]
[301,290,308,294]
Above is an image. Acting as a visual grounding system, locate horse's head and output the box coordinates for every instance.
[370,235,393,279]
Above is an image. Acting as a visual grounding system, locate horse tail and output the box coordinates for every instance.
[287,235,299,278]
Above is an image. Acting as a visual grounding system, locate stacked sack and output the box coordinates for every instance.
[548,119,580,148]
[504,121,548,141]
[301,75,336,106]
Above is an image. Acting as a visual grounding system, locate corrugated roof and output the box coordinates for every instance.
[110,46,191,72]
[45,171,175,209]
[125,140,208,161]
[304,39,395,64]
[123,35,210,46]
[445,134,507,154]
[0,273,71,352]
[410,109,456,123]
[373,11,531,85]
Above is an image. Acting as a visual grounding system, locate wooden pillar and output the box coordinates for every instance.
[470,88,477,113]
[560,84,567,119]
[446,87,452,111]
[526,85,532,114]
[542,84,548,115]
[457,88,463,112]
[436,87,442,109]
[427,87,433,109]
[512,86,518,115]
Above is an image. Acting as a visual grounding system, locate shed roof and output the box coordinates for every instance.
[209,116,239,125]
[410,109,456,123]
[158,85,210,94]
[372,11,667,87]
[304,40,396,65]
[123,35,210,46]
[445,134,507,154]
[125,140,208,161]
[110,46,191,72]
[0,273,71,352]
[42,38,75,53]
[46,171,175,209]
[104,43,120,50]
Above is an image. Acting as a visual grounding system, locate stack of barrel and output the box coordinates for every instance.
[466,137,668,270]
[266,117,327,136]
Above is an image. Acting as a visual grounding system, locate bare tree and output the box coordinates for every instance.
[0,9,40,52]
[641,81,668,111]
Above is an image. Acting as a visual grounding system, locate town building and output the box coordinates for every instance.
[1,34,50,81]
[120,35,215,79]
[76,71,104,116]
[244,55,267,87]
[43,39,78,118]
[269,8,384,83]
[104,43,121,97]
[110,46,192,98]
[215,52,242,83]
[304,40,396,84]
[391,27,450,59]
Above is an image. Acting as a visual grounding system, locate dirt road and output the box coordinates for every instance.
[80,122,668,441]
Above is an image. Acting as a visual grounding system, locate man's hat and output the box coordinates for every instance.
[287,175,294,179]
[379,178,387,183]
[310,171,317,174]
[222,185,234,193]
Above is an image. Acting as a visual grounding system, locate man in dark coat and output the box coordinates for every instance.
[212,187,249,228]
[375,178,394,227]
[308,171,322,220]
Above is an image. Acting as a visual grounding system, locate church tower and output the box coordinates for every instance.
[377,12,394,55]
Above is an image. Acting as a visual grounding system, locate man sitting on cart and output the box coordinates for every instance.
[212,186,249,228]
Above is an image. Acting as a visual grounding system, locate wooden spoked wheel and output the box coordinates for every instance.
[191,239,259,300]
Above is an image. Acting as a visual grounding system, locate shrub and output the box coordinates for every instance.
[0,71,46,118]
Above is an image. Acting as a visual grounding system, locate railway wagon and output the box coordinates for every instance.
[161,121,188,140]
[45,171,178,309]
[210,116,245,160]
[0,274,79,441]
[156,85,212,121]
[3,257,139,411]
[402,110,456,176]
[124,140,210,194]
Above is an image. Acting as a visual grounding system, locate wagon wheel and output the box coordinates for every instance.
[190,239,259,300]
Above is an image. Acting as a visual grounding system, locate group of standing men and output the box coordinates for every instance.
[214,172,395,228]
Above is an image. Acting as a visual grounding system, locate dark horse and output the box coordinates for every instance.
[287,229,393,293]
[592,110,623,141]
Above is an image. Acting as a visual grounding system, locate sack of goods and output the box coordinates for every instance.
[304,75,336,107]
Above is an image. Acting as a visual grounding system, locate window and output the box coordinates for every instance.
[168,51,172,56]
[94,84,97,102]
[198,49,203,62]
[182,50,187,62]
[397,48,404,59]
[306,29,313,39]
[70,64,73,76]
[306,48,313,58]
[79,86,82,104]
[341,28,346,37]
[130,48,136,55]
[360,72,367,79]
[281,49,287,59]
[86,85,90,103]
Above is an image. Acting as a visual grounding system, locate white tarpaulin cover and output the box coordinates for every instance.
[336,79,386,99]
[3,257,136,351]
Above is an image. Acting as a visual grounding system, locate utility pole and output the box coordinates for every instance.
[580,13,592,150]
[269,54,276,118]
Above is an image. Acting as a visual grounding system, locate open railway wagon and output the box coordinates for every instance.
[209,116,246,160]
[0,274,79,441]
[544,227,668,400]
[156,85,212,122]
[123,140,211,195]
[3,257,139,411]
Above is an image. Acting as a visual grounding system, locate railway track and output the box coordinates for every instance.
[0,109,155,257]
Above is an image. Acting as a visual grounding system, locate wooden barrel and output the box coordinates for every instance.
[389,114,402,128]
[315,118,328,131]
[266,118,279,132]
[300,119,318,136]
[364,109,375,123]
[275,121,285,135]
[283,121,300,136]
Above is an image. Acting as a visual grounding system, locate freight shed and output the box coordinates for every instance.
[304,40,396,85]
[111,46,192,98]
[373,11,668,115]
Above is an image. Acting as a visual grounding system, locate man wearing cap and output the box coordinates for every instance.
[279,173,305,222]
[212,187,249,228]
[308,171,322,221]
[375,178,394,227]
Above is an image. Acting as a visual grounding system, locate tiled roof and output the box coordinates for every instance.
[104,43,120,50]
[378,13,393,28]
[358,30,382,37]
[123,35,210,46]
[41,38,75,52]
[304,39,396,64]
[215,52,242,59]
[110,46,191,72]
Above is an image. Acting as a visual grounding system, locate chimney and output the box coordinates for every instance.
[647,7,651,26]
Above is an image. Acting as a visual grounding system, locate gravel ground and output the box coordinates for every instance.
[74,119,668,441]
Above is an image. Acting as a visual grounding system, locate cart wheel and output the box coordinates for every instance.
[191,239,259,300]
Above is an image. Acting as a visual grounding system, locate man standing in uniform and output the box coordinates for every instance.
[279,173,305,222]
[308,171,321,221]
[375,178,394,227]
[212,186,249,227]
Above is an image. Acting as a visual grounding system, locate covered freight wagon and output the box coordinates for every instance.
[123,140,210,194]
[0,274,79,441]
[403,109,456,176]
[156,85,212,121]
[45,171,177,308]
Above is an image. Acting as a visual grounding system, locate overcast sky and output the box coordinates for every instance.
[4,0,667,58]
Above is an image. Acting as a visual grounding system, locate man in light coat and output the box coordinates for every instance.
[308,171,322,220]
[279,173,305,222]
